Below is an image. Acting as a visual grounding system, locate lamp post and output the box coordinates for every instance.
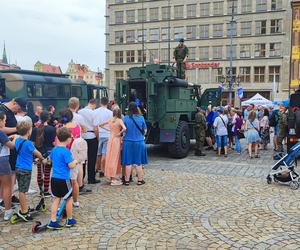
[220,74,241,105]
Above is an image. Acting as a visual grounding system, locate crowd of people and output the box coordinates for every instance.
[0,97,148,229]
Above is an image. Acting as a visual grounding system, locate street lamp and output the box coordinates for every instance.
[220,74,241,105]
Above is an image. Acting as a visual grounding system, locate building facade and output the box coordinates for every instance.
[34,61,62,74]
[106,0,292,105]
[0,44,20,70]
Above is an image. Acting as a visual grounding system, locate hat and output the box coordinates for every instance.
[217,108,224,113]
[179,38,184,42]
[14,97,27,112]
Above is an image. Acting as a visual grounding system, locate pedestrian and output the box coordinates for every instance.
[232,110,243,154]
[47,105,57,127]
[194,107,207,156]
[226,108,234,150]
[213,108,228,157]
[260,108,270,150]
[205,105,217,150]
[0,111,18,220]
[173,38,189,79]
[31,111,56,197]
[15,110,32,124]
[15,120,45,221]
[121,102,148,186]
[277,105,288,152]
[47,127,77,230]
[93,97,113,177]
[68,97,87,133]
[100,106,126,185]
[245,111,261,158]
[78,99,100,184]
[269,106,280,151]
[32,105,43,126]
[244,104,254,121]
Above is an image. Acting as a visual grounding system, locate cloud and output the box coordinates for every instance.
[0,0,106,72]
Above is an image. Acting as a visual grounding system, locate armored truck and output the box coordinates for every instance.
[116,64,221,158]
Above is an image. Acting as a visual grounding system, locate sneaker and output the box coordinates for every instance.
[27,188,37,194]
[65,218,77,227]
[43,191,52,198]
[4,209,14,221]
[47,221,64,230]
[111,180,123,186]
[11,195,20,204]
[73,201,80,207]
[17,210,33,222]
[79,187,92,194]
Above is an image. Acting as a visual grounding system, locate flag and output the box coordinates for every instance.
[272,76,277,95]
[237,87,244,99]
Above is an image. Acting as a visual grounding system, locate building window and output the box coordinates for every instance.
[199,69,210,83]
[150,28,159,41]
[137,29,146,42]
[115,0,124,3]
[199,25,209,39]
[270,19,282,33]
[187,4,197,18]
[270,42,281,57]
[213,24,223,37]
[138,50,146,63]
[186,26,197,40]
[213,46,223,59]
[138,9,146,22]
[126,50,135,63]
[271,0,282,10]
[254,66,265,82]
[161,48,169,62]
[213,2,224,16]
[212,68,223,83]
[200,3,210,17]
[149,49,159,63]
[150,8,159,21]
[115,51,124,63]
[174,26,184,40]
[254,43,266,57]
[226,45,237,59]
[115,11,124,24]
[126,30,135,43]
[115,31,124,44]
[240,44,251,58]
[189,47,196,60]
[255,20,266,35]
[115,71,124,81]
[227,0,237,15]
[225,67,237,82]
[241,0,252,13]
[174,5,184,19]
[241,21,252,36]
[186,69,197,83]
[199,46,209,60]
[256,0,267,12]
[239,67,251,83]
[162,6,170,20]
[227,22,237,37]
[269,66,280,82]
[161,28,169,41]
[126,10,135,23]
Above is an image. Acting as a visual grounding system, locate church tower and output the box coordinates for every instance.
[2,42,8,64]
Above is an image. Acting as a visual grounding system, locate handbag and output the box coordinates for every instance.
[237,130,245,139]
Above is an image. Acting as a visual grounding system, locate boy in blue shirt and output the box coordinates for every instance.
[15,120,45,221]
[47,127,78,230]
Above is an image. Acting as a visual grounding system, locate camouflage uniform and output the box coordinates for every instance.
[194,110,207,156]
[277,110,288,152]
[174,44,189,79]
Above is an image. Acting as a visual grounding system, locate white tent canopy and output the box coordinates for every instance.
[241,93,273,107]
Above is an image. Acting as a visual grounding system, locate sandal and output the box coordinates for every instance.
[137,180,145,186]
[124,181,130,186]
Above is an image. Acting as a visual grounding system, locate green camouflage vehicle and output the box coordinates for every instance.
[0,69,108,116]
[116,64,221,158]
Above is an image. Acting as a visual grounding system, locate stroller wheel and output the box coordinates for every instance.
[267,175,272,184]
[290,181,299,190]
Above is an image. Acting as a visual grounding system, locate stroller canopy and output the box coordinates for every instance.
[241,93,273,107]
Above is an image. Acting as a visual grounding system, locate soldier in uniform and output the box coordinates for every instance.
[194,107,207,156]
[277,105,288,152]
[173,38,189,79]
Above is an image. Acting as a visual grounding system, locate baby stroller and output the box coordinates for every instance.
[267,142,300,190]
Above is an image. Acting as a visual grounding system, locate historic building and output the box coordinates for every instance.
[105,0,292,105]
[66,59,103,85]
[34,61,62,74]
[0,43,20,70]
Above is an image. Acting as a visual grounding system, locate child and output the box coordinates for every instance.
[0,111,17,220]
[15,120,45,221]
[48,127,78,230]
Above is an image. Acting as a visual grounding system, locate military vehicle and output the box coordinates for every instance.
[0,69,108,116]
[116,64,221,158]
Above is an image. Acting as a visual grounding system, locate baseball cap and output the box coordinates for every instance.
[14,97,27,112]
[179,38,184,42]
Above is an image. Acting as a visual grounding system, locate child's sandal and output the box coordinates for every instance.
[124,181,130,186]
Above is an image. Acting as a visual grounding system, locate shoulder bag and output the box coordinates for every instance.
[129,116,145,136]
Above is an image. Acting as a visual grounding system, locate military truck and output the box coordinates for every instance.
[116,64,221,158]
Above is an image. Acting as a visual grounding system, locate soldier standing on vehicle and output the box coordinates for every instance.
[277,105,288,152]
[194,107,207,156]
[173,38,189,79]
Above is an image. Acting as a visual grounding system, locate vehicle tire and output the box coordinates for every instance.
[290,181,299,190]
[168,121,190,158]
[266,175,272,184]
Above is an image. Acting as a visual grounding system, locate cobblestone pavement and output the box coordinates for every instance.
[1,142,300,250]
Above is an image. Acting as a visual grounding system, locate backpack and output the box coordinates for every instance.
[70,137,88,164]
[269,110,279,127]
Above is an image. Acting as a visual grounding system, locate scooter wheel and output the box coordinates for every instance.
[10,215,18,224]
[32,221,42,233]
[266,175,272,184]
[290,181,299,190]
[40,205,47,213]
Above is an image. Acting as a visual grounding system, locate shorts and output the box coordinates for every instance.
[205,127,212,138]
[51,178,73,198]
[274,125,279,136]
[216,135,228,148]
[97,137,109,156]
[0,156,12,175]
[16,169,32,193]
[70,165,79,180]
[9,149,17,172]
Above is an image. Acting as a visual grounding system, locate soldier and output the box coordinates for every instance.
[173,38,189,79]
[277,105,288,152]
[194,107,207,156]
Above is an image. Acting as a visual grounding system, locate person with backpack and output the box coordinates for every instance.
[259,108,270,150]
[213,108,228,157]
[277,105,288,152]
[269,107,280,151]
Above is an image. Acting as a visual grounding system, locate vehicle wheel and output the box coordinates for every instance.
[290,181,299,190]
[168,121,190,158]
[10,215,18,224]
[32,221,41,233]
[267,175,272,184]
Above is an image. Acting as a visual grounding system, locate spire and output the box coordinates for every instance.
[2,41,8,64]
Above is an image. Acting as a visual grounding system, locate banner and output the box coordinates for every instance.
[237,87,244,99]
[291,2,300,88]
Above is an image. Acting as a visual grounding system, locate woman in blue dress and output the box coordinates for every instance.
[245,111,261,158]
[121,102,148,186]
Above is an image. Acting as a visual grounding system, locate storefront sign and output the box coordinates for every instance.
[186,62,220,69]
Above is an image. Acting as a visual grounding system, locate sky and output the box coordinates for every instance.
[0,0,106,72]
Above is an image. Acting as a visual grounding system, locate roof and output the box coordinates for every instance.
[40,64,62,74]
[0,69,68,78]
